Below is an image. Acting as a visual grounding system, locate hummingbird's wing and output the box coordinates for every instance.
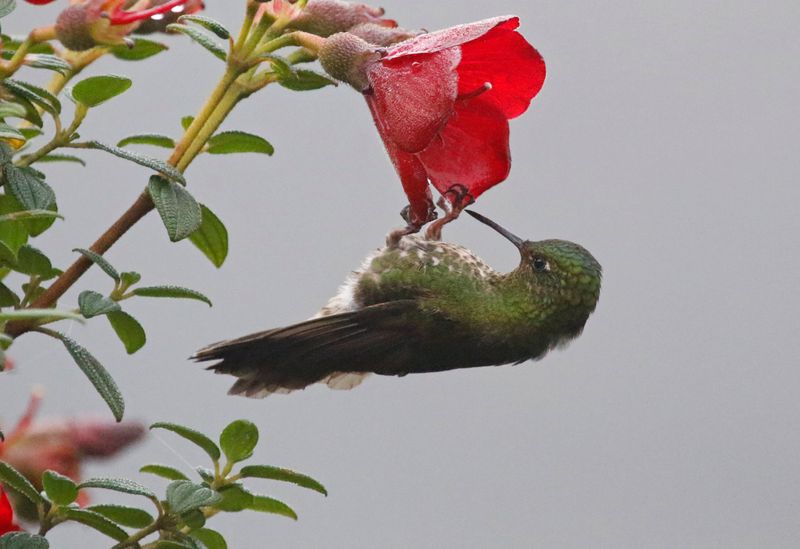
[193,300,429,397]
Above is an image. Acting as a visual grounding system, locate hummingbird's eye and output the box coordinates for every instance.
[532,256,549,272]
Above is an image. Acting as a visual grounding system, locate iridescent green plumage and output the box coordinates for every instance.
[195,212,602,397]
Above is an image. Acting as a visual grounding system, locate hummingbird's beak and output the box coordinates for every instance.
[465,210,525,250]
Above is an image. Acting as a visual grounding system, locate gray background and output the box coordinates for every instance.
[3,1,800,547]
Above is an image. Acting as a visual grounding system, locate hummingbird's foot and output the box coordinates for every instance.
[424,185,475,241]
[387,204,437,248]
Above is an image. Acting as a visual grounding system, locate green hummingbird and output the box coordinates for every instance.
[193,211,602,397]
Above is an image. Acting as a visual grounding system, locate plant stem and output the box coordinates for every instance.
[111,518,163,549]
[0,26,57,78]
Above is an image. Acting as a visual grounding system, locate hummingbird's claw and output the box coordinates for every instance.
[424,184,475,241]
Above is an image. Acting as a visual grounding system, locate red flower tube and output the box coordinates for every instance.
[0,487,22,535]
[320,16,546,229]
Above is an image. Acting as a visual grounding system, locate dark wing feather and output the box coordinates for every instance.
[193,301,422,397]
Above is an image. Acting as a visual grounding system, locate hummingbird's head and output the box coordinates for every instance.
[465,210,602,322]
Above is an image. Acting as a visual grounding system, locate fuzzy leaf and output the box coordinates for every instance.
[178,14,230,39]
[133,285,211,306]
[32,153,86,166]
[0,309,83,322]
[3,165,55,210]
[166,24,226,60]
[0,533,49,549]
[248,495,297,520]
[279,69,337,91]
[111,38,168,61]
[82,141,184,184]
[147,175,202,241]
[23,53,71,75]
[0,122,24,142]
[88,504,154,528]
[166,481,221,514]
[0,282,19,307]
[0,461,45,504]
[57,334,125,421]
[219,420,258,463]
[190,529,227,549]
[118,133,176,149]
[189,205,228,268]
[139,464,189,481]
[0,209,62,223]
[61,508,128,541]
[239,465,327,495]
[78,290,121,318]
[107,310,146,354]
[13,244,55,277]
[0,0,16,18]
[206,131,273,155]
[42,470,78,505]
[73,248,120,280]
[71,75,132,107]
[150,423,221,461]
[79,477,156,499]
[3,79,60,115]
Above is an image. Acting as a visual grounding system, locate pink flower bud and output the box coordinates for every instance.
[348,22,419,46]
[318,32,383,91]
[290,0,396,37]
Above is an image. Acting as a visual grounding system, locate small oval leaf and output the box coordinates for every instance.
[78,290,121,318]
[0,461,45,504]
[88,504,154,528]
[139,464,189,481]
[166,481,221,514]
[147,175,202,242]
[71,75,132,107]
[150,422,221,461]
[239,465,327,496]
[206,131,273,155]
[133,285,211,306]
[107,310,146,354]
[189,205,228,268]
[73,248,120,281]
[42,470,78,505]
[219,420,258,464]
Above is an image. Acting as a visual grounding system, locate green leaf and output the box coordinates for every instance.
[0,282,19,307]
[139,463,189,481]
[0,195,28,262]
[248,495,297,520]
[78,290,121,318]
[219,420,258,464]
[3,79,60,115]
[0,122,25,142]
[166,24,227,61]
[0,209,62,223]
[73,248,120,281]
[0,533,49,549]
[120,271,141,286]
[23,53,71,75]
[191,529,227,549]
[178,14,230,39]
[181,116,194,130]
[155,541,196,549]
[107,310,146,354]
[81,141,185,184]
[0,102,27,120]
[60,508,128,541]
[14,244,55,277]
[42,470,78,505]
[181,508,206,530]
[57,334,125,421]
[150,422,221,461]
[33,154,86,166]
[4,165,56,210]
[79,477,156,499]
[133,285,211,306]
[0,461,45,504]
[88,504,154,528]
[71,75,132,108]
[0,308,83,322]
[239,465,327,496]
[0,0,16,19]
[166,481,221,514]
[147,176,202,242]
[117,134,176,149]
[111,38,168,61]
[212,485,252,512]
[206,131,273,155]
[189,204,228,268]
[279,69,337,92]
[24,203,58,238]
[19,128,43,141]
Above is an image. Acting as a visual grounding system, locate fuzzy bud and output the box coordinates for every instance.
[290,0,395,37]
[318,32,382,90]
[55,6,98,51]
[348,22,419,46]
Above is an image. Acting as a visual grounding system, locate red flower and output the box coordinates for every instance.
[319,16,545,229]
[0,487,22,535]
[0,392,145,506]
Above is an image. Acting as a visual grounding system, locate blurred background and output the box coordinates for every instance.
[3,1,800,547]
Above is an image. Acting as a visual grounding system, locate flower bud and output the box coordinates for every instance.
[318,32,382,90]
[134,0,205,34]
[348,22,419,46]
[55,5,99,51]
[290,0,395,37]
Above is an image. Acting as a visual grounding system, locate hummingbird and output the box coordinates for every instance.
[193,211,602,397]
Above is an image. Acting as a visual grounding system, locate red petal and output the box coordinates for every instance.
[367,96,436,226]
[416,97,510,200]
[0,488,21,534]
[367,49,459,153]
[457,23,546,119]
[384,16,518,59]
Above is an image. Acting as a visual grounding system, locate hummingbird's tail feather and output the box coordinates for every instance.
[192,301,419,397]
